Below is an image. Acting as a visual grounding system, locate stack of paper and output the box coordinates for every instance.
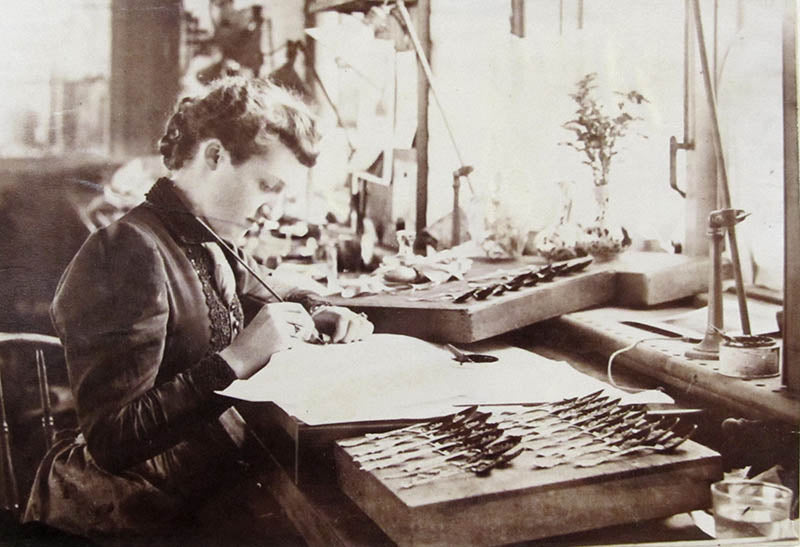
[218,334,670,426]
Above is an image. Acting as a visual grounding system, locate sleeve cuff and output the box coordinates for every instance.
[191,353,238,394]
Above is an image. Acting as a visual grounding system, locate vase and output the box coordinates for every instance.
[582,184,631,261]
[534,181,586,262]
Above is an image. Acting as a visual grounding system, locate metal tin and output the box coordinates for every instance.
[718,337,780,378]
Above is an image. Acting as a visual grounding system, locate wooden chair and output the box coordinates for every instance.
[0,333,63,519]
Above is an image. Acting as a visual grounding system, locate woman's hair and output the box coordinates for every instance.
[159,76,320,171]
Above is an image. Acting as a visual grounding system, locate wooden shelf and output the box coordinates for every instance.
[553,308,800,424]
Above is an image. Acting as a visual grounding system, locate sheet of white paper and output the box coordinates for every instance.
[218,334,670,425]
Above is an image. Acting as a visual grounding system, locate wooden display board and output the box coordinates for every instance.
[613,252,710,306]
[328,261,616,343]
[335,438,721,546]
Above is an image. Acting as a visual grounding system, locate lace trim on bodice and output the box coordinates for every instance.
[183,244,243,354]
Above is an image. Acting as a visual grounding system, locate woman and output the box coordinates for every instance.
[24,76,372,538]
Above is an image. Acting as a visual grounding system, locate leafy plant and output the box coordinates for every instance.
[561,73,648,186]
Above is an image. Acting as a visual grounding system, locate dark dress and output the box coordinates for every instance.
[24,178,319,537]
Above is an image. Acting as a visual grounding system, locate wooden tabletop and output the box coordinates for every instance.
[327,258,615,342]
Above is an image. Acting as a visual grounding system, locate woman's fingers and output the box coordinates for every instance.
[329,310,372,343]
[272,302,317,339]
[357,314,375,339]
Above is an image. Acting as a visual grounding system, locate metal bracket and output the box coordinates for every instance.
[669,136,694,198]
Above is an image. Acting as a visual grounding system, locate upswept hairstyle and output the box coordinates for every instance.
[159,76,320,171]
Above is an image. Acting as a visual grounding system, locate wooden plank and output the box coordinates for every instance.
[328,266,615,343]
[612,252,709,306]
[783,0,800,392]
[335,439,720,546]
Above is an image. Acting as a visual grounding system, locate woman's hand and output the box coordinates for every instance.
[220,302,316,379]
[312,306,374,343]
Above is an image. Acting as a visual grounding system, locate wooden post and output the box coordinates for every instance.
[414,0,430,246]
[304,1,316,96]
[110,0,182,159]
[782,0,800,392]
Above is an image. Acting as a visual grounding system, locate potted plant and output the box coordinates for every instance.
[561,73,648,259]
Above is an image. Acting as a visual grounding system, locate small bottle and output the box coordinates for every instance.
[395,216,416,261]
[320,237,339,290]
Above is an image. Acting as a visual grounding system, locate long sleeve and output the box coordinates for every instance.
[51,221,236,473]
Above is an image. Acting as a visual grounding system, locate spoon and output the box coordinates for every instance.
[445,344,499,363]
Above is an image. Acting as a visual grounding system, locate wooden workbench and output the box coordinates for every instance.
[235,340,724,546]
[233,254,790,546]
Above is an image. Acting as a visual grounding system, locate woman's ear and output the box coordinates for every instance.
[203,140,224,170]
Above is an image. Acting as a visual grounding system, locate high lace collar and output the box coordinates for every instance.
[145,177,214,245]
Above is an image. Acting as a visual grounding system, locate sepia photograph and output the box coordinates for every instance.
[0,1,798,545]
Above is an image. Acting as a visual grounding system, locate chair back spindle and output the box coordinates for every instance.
[0,357,21,517]
[0,333,64,520]
[35,349,55,450]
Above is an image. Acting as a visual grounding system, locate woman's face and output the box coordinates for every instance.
[204,140,308,240]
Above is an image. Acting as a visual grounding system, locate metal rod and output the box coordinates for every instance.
[193,216,284,302]
[452,175,460,246]
[668,0,696,199]
[686,222,724,359]
[395,0,474,195]
[36,349,54,450]
[690,0,751,334]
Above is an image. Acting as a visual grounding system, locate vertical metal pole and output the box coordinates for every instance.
[452,175,460,246]
[691,0,751,334]
[686,223,724,359]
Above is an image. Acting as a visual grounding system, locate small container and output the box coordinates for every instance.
[315,240,339,291]
[711,479,794,539]
[718,335,779,378]
[396,230,416,260]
